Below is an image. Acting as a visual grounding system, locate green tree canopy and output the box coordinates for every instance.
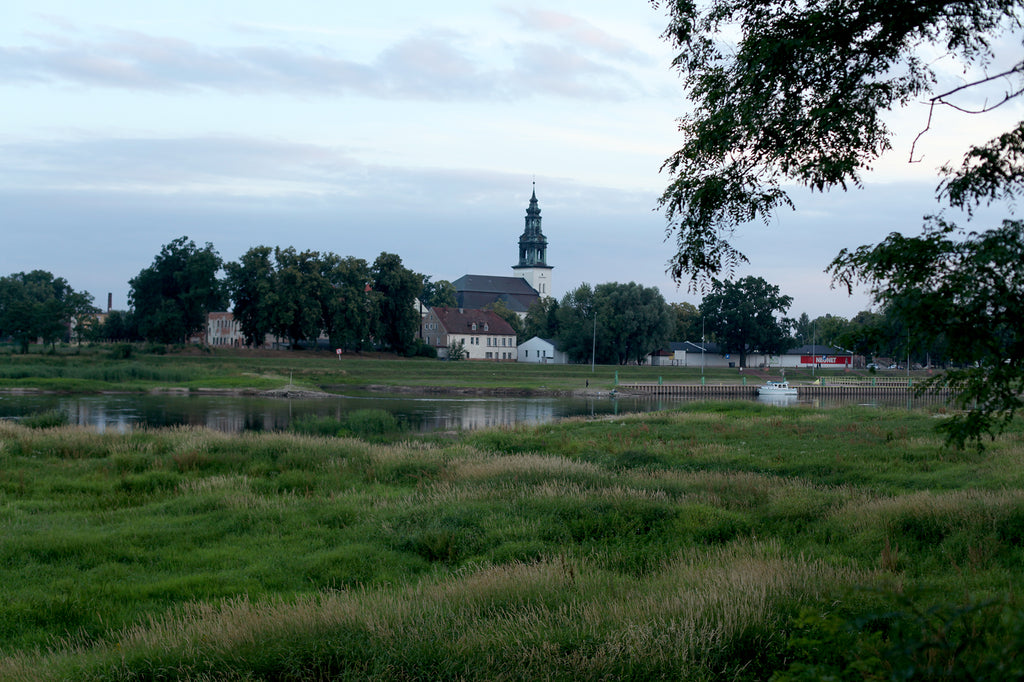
[557,282,673,365]
[831,217,1024,448]
[668,301,700,341]
[699,276,793,367]
[482,300,523,338]
[523,297,560,342]
[0,270,95,353]
[225,246,278,348]
[371,253,422,355]
[420,277,457,309]
[653,0,1023,282]
[129,237,224,344]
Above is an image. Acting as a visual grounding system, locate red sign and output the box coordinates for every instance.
[801,355,851,365]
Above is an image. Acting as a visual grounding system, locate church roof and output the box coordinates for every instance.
[453,275,539,295]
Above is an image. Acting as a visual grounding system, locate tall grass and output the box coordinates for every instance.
[0,404,1022,679]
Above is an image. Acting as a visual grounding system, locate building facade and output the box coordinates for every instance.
[423,307,518,361]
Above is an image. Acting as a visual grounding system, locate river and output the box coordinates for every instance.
[0,389,948,434]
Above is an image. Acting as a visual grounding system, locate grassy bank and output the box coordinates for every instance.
[2,402,1023,679]
[0,344,905,394]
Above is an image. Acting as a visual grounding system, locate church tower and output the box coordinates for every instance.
[511,185,553,297]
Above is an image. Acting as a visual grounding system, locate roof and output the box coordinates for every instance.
[452,275,540,313]
[670,341,722,354]
[785,344,852,356]
[431,307,517,337]
[453,274,539,296]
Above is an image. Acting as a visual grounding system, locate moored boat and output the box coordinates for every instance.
[758,380,797,396]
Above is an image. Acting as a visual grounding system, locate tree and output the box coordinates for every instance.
[129,237,224,344]
[668,301,700,341]
[225,246,278,348]
[556,282,673,364]
[321,255,373,352]
[699,277,793,368]
[523,297,560,341]
[555,283,597,363]
[371,253,422,355]
[99,310,142,343]
[0,271,95,353]
[483,300,523,337]
[830,217,1024,448]
[653,0,1023,283]
[420,277,457,309]
[594,282,673,365]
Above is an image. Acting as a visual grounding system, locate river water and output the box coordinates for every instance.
[0,390,948,434]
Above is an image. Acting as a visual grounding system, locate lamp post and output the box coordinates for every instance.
[591,311,597,373]
[701,316,705,376]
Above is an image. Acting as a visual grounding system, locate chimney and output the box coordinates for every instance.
[107,293,112,312]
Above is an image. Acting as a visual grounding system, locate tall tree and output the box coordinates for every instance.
[271,247,323,348]
[831,217,1024,448]
[225,246,278,347]
[524,297,560,341]
[321,255,373,352]
[653,0,1023,282]
[555,283,597,363]
[699,277,793,367]
[668,301,700,341]
[129,237,224,344]
[0,271,95,353]
[594,282,673,365]
[371,252,422,355]
[420,277,457,309]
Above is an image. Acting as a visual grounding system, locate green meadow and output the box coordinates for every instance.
[0,344,873,394]
[2,398,1024,680]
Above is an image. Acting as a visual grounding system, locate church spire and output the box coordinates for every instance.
[517,184,547,266]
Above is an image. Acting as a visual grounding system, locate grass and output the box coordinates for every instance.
[0,343,911,394]
[0,400,1021,679]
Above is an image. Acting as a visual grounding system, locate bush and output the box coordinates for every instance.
[20,410,69,429]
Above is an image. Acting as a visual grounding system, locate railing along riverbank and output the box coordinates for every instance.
[620,376,952,397]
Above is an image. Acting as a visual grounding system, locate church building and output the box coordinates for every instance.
[453,186,553,316]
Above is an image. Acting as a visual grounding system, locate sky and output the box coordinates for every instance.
[2,1,1021,321]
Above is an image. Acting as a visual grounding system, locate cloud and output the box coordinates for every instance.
[0,21,650,101]
[0,135,363,195]
[502,7,653,65]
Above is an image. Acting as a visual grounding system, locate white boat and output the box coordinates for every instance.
[758,380,797,396]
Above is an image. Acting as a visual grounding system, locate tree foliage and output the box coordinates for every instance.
[653,0,1023,282]
[556,282,672,364]
[226,247,373,350]
[0,271,95,353]
[699,276,793,367]
[523,297,560,341]
[420,277,457,309]
[830,217,1024,448]
[370,252,422,355]
[129,237,224,344]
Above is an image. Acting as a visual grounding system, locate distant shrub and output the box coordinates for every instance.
[290,410,406,441]
[344,409,404,439]
[21,410,69,429]
[109,343,133,359]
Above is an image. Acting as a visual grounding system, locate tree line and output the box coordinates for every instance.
[1,236,959,369]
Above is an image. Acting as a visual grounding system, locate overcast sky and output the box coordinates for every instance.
[3,2,1020,321]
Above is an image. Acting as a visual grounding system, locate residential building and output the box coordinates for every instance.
[423,307,517,361]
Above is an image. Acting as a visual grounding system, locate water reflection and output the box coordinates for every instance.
[0,391,951,435]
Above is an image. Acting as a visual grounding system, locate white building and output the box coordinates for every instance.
[518,336,568,364]
[422,307,518,361]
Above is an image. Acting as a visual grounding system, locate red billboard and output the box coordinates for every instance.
[801,355,851,365]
